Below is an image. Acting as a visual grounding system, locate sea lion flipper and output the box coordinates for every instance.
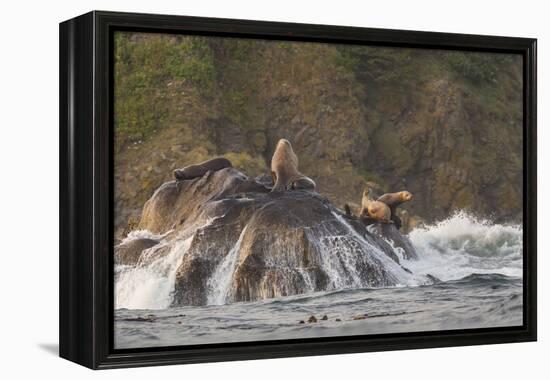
[392,214,402,229]
[270,171,277,185]
[290,176,316,191]
[344,204,352,216]
[271,178,286,192]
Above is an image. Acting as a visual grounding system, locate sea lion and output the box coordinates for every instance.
[270,139,316,192]
[173,157,232,181]
[359,187,392,223]
[377,191,413,229]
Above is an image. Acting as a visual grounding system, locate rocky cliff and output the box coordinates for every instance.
[115,167,429,306]
[114,33,523,239]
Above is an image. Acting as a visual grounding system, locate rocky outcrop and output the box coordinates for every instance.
[115,238,159,265]
[116,167,428,307]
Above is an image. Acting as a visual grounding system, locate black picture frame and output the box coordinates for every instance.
[59,10,537,369]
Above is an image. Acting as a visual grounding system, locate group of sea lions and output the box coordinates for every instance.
[355,188,413,229]
[172,138,412,229]
[172,138,316,192]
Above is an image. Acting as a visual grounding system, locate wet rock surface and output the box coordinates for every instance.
[367,223,419,260]
[115,238,160,265]
[117,167,428,306]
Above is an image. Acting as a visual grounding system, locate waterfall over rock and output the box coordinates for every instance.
[115,167,430,308]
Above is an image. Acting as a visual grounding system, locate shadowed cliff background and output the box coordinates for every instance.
[114,32,523,239]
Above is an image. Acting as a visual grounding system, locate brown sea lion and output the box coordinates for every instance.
[360,188,392,223]
[377,191,413,207]
[270,139,316,192]
[173,157,232,181]
[377,191,413,229]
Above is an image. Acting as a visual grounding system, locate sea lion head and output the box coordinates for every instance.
[276,138,293,151]
[400,191,413,202]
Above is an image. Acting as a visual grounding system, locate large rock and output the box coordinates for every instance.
[124,167,426,306]
[115,238,159,265]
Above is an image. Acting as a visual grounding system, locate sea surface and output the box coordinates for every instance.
[114,212,523,349]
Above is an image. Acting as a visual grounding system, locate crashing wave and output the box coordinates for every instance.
[406,211,522,281]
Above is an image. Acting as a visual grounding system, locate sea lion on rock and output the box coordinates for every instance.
[173,157,232,181]
[360,188,392,223]
[377,191,413,229]
[270,139,316,192]
[377,191,413,207]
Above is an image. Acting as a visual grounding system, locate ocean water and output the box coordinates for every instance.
[114,212,523,349]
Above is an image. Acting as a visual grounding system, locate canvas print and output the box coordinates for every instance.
[113,32,523,349]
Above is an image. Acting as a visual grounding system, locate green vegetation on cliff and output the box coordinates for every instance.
[114,32,523,239]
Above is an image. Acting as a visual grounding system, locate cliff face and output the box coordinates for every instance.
[114,33,523,239]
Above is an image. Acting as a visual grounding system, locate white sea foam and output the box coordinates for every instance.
[313,212,427,288]
[207,225,248,305]
[115,237,192,309]
[114,218,219,309]
[115,210,522,310]
[120,229,173,245]
[406,211,523,281]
